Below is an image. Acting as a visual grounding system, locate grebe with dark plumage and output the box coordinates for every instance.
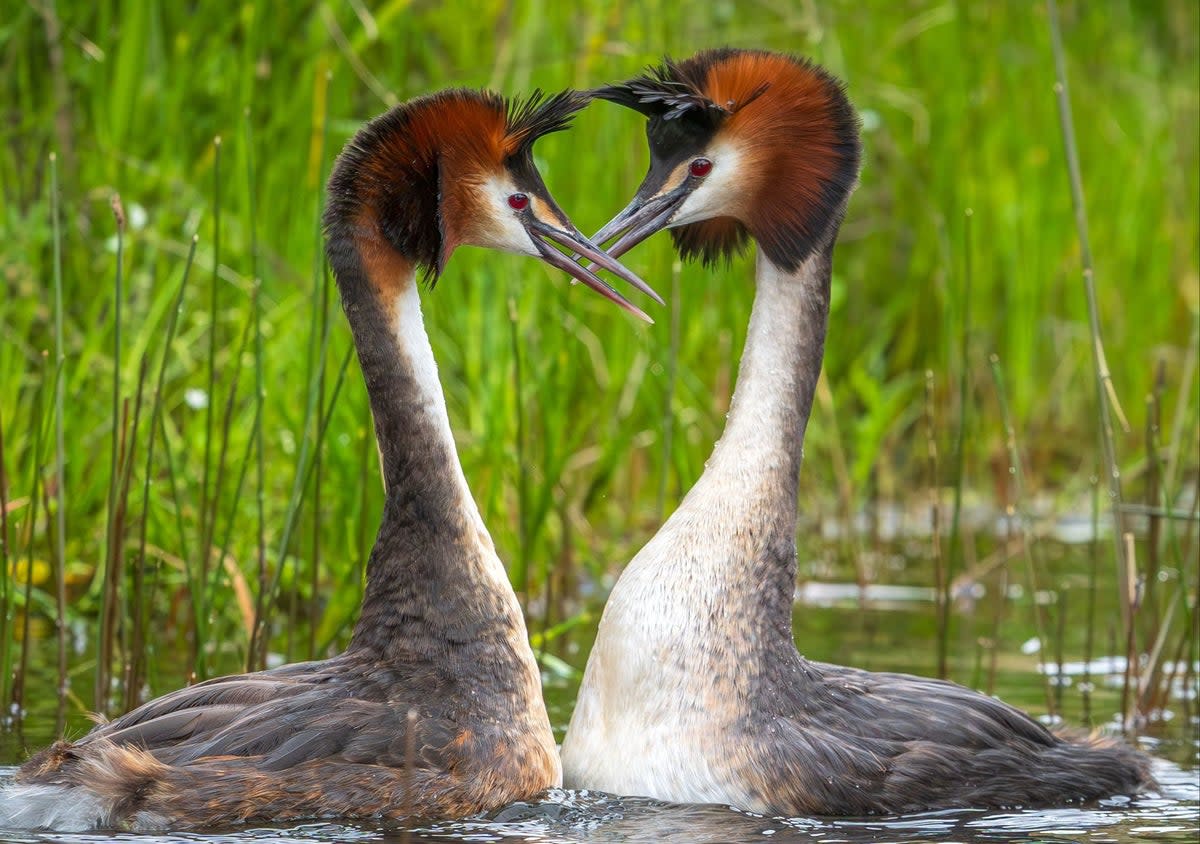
[0,88,658,831]
[560,48,1153,816]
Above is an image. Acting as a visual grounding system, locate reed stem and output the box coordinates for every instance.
[97,193,127,717]
[658,262,682,519]
[1120,531,1140,733]
[924,370,947,680]
[198,137,223,662]
[508,296,530,602]
[1046,0,1130,593]
[16,352,51,725]
[1082,471,1100,725]
[988,352,1056,717]
[245,107,268,669]
[129,236,197,708]
[0,398,9,711]
[310,257,330,659]
[947,208,972,665]
[49,152,68,731]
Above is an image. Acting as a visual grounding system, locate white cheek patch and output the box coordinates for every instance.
[671,143,743,227]
[474,176,540,257]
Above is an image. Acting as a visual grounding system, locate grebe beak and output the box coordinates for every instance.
[590,180,692,259]
[525,215,661,322]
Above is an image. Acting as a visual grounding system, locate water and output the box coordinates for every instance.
[0,766,1194,843]
[0,535,1195,843]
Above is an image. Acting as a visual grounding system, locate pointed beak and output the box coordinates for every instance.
[591,182,691,259]
[526,217,662,321]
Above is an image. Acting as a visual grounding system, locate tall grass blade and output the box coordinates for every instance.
[249,75,332,670]
[1053,589,1067,715]
[202,298,256,605]
[149,409,191,678]
[1164,319,1199,497]
[1138,591,1179,713]
[1120,531,1140,733]
[1082,472,1101,725]
[988,352,1056,717]
[1142,369,1166,704]
[658,263,682,519]
[508,296,530,601]
[245,106,268,671]
[97,193,127,717]
[49,152,68,731]
[1046,0,1130,586]
[208,308,263,623]
[299,70,332,662]
[0,400,9,711]
[197,135,222,679]
[947,208,972,658]
[924,370,947,679]
[310,263,331,660]
[128,235,197,709]
[15,352,51,726]
[113,360,149,707]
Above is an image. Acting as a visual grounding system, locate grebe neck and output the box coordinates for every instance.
[705,249,830,516]
[329,224,520,659]
[647,246,832,642]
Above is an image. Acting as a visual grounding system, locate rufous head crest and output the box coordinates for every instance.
[595,49,861,270]
[325,89,587,282]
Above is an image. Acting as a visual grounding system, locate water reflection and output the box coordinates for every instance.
[1,757,1194,844]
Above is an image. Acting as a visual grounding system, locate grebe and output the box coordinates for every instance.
[560,49,1152,816]
[2,88,657,831]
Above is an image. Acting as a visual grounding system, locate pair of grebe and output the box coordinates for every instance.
[2,50,1151,831]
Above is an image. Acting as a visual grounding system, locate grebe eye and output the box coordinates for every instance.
[689,158,713,178]
[507,193,529,210]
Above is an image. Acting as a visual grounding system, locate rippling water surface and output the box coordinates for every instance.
[0,758,1194,843]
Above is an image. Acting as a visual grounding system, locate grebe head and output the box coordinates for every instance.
[591,49,861,271]
[324,88,659,318]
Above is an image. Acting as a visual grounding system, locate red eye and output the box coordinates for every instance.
[689,158,713,178]
[508,193,529,210]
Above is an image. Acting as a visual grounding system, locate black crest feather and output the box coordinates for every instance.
[504,89,587,155]
[593,53,769,126]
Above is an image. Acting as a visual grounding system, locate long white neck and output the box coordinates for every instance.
[389,278,492,542]
[342,258,519,656]
[697,251,827,516]
[621,248,831,641]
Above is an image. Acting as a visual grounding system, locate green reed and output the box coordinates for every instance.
[989,352,1057,718]
[96,195,125,717]
[128,236,197,711]
[49,152,67,731]
[0,405,9,713]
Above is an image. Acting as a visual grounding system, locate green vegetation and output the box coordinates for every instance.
[0,0,1195,734]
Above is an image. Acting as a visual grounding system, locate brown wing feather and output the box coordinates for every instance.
[743,659,1150,815]
[65,654,448,774]
[80,659,342,751]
